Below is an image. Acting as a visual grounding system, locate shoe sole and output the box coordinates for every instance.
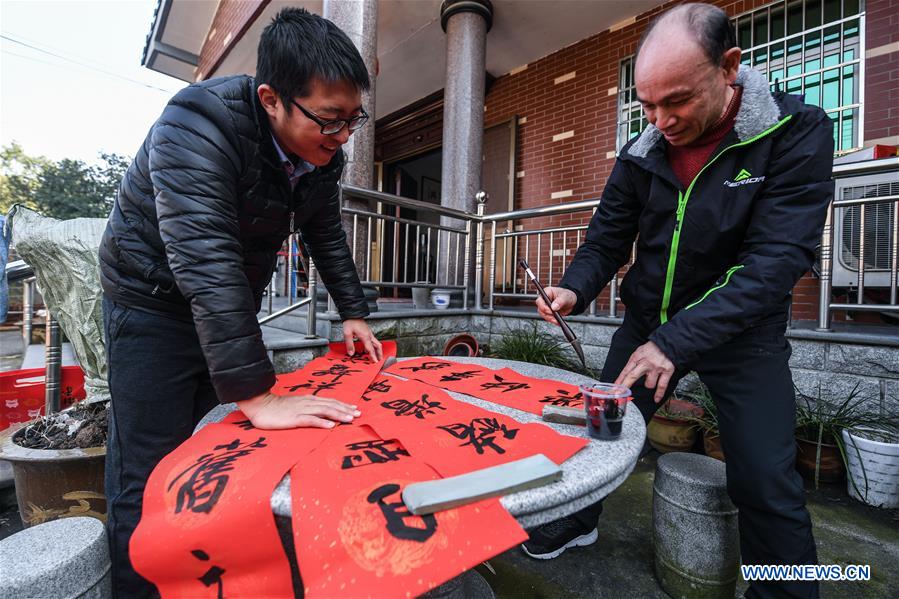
[521,528,598,560]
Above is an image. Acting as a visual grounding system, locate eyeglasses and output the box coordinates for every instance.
[290,100,369,135]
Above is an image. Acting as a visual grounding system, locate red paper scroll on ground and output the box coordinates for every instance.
[131,411,330,598]
[357,376,587,476]
[290,425,528,599]
[385,358,585,415]
[272,341,397,399]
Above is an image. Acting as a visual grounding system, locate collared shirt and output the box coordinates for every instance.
[271,134,314,190]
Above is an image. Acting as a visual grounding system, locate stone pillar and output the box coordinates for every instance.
[323,0,378,302]
[438,0,493,291]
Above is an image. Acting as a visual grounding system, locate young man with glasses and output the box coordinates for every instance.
[99,8,380,597]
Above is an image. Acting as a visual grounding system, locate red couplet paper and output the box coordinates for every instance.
[130,411,330,598]
[385,358,585,415]
[290,425,528,599]
[271,340,397,400]
[356,376,587,476]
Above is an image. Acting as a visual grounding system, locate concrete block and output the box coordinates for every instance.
[582,322,620,347]
[0,517,111,599]
[791,368,883,411]
[788,339,826,370]
[826,344,899,379]
[653,453,739,599]
[470,315,492,334]
[272,348,320,374]
[583,345,610,374]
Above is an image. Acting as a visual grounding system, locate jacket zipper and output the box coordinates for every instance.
[659,115,793,324]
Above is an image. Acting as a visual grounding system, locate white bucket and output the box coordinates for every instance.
[430,289,452,310]
[842,428,899,509]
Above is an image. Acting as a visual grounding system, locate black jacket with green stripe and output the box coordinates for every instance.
[559,65,834,369]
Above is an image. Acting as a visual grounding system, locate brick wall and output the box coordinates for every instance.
[196,0,270,81]
[484,0,897,322]
[865,0,899,144]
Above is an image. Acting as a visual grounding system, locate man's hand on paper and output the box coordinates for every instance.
[343,318,383,361]
[240,392,361,430]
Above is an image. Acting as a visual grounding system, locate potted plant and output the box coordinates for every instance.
[681,380,723,461]
[0,400,108,527]
[793,383,886,488]
[489,322,586,374]
[839,384,899,509]
[841,427,899,509]
[647,394,703,453]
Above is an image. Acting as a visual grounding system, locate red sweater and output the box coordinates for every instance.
[668,86,743,188]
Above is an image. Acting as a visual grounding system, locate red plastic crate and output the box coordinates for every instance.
[0,366,86,431]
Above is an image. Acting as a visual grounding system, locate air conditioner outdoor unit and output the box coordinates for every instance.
[830,170,898,288]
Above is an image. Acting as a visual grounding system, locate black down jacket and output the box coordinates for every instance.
[99,75,368,403]
[559,66,834,368]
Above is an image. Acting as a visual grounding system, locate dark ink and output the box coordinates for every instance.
[381,394,447,419]
[400,361,451,373]
[168,437,267,514]
[191,549,225,599]
[539,389,584,407]
[367,483,437,542]
[341,439,410,469]
[438,418,519,455]
[480,374,531,393]
[439,369,481,382]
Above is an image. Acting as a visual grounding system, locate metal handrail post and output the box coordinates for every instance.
[816,200,834,331]
[473,192,488,309]
[306,258,318,339]
[45,313,61,414]
[22,277,35,345]
[488,221,497,310]
[608,277,618,318]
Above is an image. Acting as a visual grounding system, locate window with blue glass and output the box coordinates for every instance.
[616,0,864,154]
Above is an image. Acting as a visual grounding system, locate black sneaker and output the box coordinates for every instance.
[521,516,598,559]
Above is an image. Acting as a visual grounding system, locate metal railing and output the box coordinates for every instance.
[817,157,899,330]
[5,260,63,413]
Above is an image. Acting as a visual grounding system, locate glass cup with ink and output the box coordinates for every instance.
[579,383,631,440]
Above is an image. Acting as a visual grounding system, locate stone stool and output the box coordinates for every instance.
[0,516,111,598]
[652,453,739,599]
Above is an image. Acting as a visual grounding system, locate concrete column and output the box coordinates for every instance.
[323,0,378,191]
[323,0,378,303]
[438,0,493,292]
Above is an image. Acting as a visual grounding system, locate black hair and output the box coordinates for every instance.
[256,7,370,110]
[636,3,737,66]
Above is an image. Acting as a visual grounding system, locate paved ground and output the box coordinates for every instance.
[475,450,899,599]
[2,328,896,597]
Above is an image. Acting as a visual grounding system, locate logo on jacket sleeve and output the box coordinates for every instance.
[724,168,765,187]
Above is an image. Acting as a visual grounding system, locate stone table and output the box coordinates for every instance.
[197,356,646,528]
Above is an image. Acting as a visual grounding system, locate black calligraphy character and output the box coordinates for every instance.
[191,549,225,599]
[233,419,255,431]
[367,483,437,542]
[480,374,531,393]
[167,437,268,514]
[539,389,584,407]
[439,369,481,382]
[438,418,519,455]
[400,361,451,373]
[312,363,361,379]
[341,439,410,469]
[381,394,447,419]
[288,379,339,395]
[339,352,374,364]
[362,377,393,401]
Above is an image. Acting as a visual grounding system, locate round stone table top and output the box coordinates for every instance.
[196,357,646,529]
